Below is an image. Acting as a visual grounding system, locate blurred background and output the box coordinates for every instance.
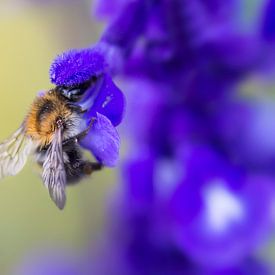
[1,0,275,274]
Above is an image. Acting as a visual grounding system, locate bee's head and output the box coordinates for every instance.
[25,90,80,147]
[57,78,96,102]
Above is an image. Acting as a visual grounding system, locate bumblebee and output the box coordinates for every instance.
[0,88,102,209]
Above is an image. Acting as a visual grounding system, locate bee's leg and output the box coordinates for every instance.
[62,138,78,150]
[62,118,96,148]
[65,161,103,184]
[82,161,103,175]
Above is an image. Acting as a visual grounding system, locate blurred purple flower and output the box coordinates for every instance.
[262,0,275,41]
[100,0,153,55]
[94,0,275,268]
[213,99,275,170]
[203,257,271,275]
[122,78,165,146]
[93,0,129,19]
[167,147,274,267]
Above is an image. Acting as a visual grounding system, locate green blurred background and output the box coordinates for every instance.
[0,1,116,274]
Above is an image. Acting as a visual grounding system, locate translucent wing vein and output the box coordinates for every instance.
[42,127,66,209]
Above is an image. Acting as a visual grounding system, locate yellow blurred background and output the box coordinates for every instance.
[0,1,115,273]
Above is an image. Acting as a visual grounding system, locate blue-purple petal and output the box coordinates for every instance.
[81,74,125,126]
[80,113,120,167]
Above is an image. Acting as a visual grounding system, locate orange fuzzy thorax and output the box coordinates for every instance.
[25,90,72,147]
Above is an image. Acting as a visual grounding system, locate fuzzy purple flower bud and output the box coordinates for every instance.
[50,48,107,87]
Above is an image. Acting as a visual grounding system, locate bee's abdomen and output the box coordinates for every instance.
[64,147,102,184]
[64,147,86,183]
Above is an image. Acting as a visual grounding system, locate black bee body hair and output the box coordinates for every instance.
[63,143,102,184]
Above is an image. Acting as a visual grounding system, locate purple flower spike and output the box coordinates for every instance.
[80,113,120,167]
[50,48,107,87]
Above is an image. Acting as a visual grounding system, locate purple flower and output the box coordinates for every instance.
[49,46,125,167]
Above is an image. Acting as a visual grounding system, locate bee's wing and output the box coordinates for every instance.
[0,125,33,179]
[42,127,66,210]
